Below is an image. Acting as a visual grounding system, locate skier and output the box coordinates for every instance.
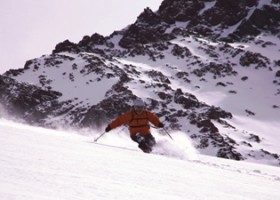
[105,98,164,153]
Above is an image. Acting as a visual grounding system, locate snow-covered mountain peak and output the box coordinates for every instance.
[1,0,280,166]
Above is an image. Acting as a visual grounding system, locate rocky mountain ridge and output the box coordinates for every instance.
[1,0,280,165]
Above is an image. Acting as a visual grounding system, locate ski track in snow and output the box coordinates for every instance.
[1,119,280,200]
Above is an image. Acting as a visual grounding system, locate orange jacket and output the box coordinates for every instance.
[109,109,161,137]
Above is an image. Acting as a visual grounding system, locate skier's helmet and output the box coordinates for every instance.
[133,98,145,113]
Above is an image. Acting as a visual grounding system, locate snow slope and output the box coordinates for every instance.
[1,119,280,200]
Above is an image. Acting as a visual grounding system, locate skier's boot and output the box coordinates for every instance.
[134,133,154,153]
[138,141,152,153]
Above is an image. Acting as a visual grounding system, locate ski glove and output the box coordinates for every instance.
[158,122,164,128]
[105,125,111,132]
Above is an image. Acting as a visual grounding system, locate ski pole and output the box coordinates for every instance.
[162,127,173,140]
[94,131,106,142]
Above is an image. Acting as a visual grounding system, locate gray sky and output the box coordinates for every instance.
[0,0,162,74]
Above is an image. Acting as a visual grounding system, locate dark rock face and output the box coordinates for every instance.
[232,5,280,40]
[192,62,238,78]
[0,75,63,125]
[276,70,280,77]
[137,7,163,26]
[53,0,279,50]
[119,8,171,48]
[159,0,205,23]
[78,33,106,46]
[198,1,249,26]
[51,0,279,53]
[53,40,80,54]
[155,0,279,41]
[239,52,270,68]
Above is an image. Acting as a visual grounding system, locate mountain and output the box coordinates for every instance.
[1,0,280,165]
[1,119,280,200]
